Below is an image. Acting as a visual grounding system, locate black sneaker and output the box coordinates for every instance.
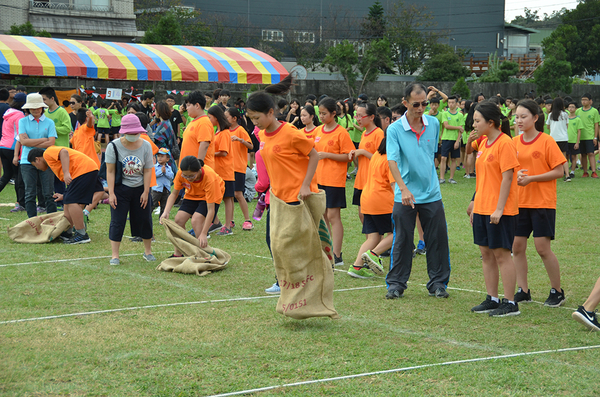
[129,236,143,242]
[64,232,91,245]
[208,222,223,234]
[385,288,404,299]
[471,295,500,313]
[334,252,344,267]
[514,287,531,303]
[489,299,520,317]
[379,249,391,258]
[572,306,600,331]
[569,171,575,178]
[544,288,566,307]
[429,287,449,298]
[59,229,73,241]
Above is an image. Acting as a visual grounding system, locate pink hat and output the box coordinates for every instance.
[119,114,146,135]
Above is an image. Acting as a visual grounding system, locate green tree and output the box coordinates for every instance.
[386,1,447,75]
[358,39,393,93]
[534,42,572,95]
[361,1,386,40]
[478,54,519,82]
[142,12,183,45]
[451,77,470,100]
[419,44,469,82]
[9,22,51,37]
[322,40,359,97]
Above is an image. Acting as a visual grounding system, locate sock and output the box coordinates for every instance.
[76,228,86,235]
[83,209,90,216]
[491,296,500,303]
[353,266,363,271]
[508,300,515,305]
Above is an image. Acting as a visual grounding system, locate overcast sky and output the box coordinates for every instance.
[505,0,580,22]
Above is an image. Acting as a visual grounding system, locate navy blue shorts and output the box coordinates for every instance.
[63,170,103,205]
[97,127,111,136]
[556,141,567,153]
[473,213,516,250]
[515,208,555,240]
[111,126,121,136]
[178,198,220,220]
[441,140,460,158]
[362,213,392,235]
[319,184,346,209]
[568,142,580,156]
[224,180,235,198]
[234,171,245,192]
[580,139,594,154]
[352,188,362,206]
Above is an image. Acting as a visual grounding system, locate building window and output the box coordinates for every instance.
[294,31,315,43]
[324,39,365,56]
[262,30,284,42]
[31,0,112,12]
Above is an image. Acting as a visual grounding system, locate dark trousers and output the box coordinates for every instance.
[0,148,17,194]
[109,184,153,241]
[151,187,170,218]
[387,199,451,293]
[20,164,57,218]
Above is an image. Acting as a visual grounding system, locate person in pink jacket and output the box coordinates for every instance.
[0,93,27,210]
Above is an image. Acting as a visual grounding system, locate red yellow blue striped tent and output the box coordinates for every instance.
[0,35,288,84]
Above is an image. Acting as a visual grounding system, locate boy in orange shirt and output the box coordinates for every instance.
[70,108,100,168]
[180,91,215,169]
[28,146,103,244]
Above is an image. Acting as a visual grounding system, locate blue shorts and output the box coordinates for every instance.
[580,139,594,154]
[318,185,346,209]
[63,171,103,205]
[234,171,245,192]
[178,198,220,220]
[224,180,235,198]
[441,140,460,159]
[515,208,555,240]
[352,188,362,206]
[362,213,392,235]
[473,213,516,250]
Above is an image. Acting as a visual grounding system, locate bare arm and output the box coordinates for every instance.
[490,169,513,224]
[59,149,72,185]
[517,164,564,186]
[299,148,319,200]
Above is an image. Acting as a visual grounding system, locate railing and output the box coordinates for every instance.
[463,54,543,78]
[30,0,112,12]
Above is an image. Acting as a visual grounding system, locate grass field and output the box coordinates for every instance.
[1,168,600,396]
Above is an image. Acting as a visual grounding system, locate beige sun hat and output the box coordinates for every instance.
[22,93,48,109]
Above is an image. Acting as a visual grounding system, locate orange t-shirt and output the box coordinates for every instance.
[180,115,215,169]
[360,152,395,215]
[314,124,355,187]
[140,133,158,187]
[258,121,318,203]
[472,133,519,216]
[213,128,234,182]
[70,124,100,168]
[514,132,566,209]
[43,146,98,182]
[230,125,251,173]
[173,165,224,204]
[303,126,317,141]
[354,127,384,190]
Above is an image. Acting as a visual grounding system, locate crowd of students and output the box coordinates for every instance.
[1,82,600,331]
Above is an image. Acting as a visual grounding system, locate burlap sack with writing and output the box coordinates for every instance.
[270,190,339,320]
[156,218,230,276]
[7,212,71,243]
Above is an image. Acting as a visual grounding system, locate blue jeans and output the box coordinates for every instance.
[20,164,57,218]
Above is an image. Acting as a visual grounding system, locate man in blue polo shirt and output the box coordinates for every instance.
[386,83,451,299]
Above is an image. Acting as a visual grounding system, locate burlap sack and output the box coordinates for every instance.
[7,212,71,243]
[156,218,230,276]
[270,190,339,320]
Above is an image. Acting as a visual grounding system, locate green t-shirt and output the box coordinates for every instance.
[441,110,464,141]
[93,108,111,129]
[46,107,72,148]
[543,112,551,134]
[109,109,123,127]
[348,117,364,143]
[575,107,600,140]
[567,116,582,144]
[428,111,445,140]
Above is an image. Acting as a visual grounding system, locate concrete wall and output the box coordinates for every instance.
[0,0,29,33]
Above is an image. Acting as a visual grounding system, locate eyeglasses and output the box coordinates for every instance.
[410,101,429,108]
[69,102,77,105]
[356,114,369,120]
[181,173,197,180]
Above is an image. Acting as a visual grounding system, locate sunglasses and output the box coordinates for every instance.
[410,101,429,108]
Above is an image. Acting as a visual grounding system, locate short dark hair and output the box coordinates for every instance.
[186,91,206,109]
[27,148,46,164]
[165,94,176,101]
[404,83,427,101]
[377,106,392,121]
[76,108,87,125]
[126,102,142,113]
[448,95,458,102]
[213,88,222,100]
[156,101,172,120]
[0,89,9,101]
[136,112,149,129]
[39,87,58,104]
[143,91,155,100]
[219,89,230,97]
[429,97,440,104]
[390,104,406,116]
[582,93,592,100]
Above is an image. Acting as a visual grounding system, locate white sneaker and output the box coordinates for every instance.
[153,207,161,215]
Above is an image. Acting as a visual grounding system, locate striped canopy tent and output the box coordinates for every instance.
[0,34,288,84]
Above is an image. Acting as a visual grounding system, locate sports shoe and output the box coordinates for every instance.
[216,226,233,236]
[413,240,426,257]
[463,173,471,179]
[469,172,476,178]
[36,206,46,214]
[544,288,566,307]
[8,178,14,185]
[242,220,254,231]
[109,258,120,266]
[449,178,457,184]
[143,253,156,262]
[59,229,73,241]
[130,236,143,242]
[569,171,575,178]
[385,288,404,299]
[592,172,599,179]
[347,266,375,279]
[429,287,449,298]
[514,287,531,303]
[582,172,589,177]
[10,205,25,213]
[489,299,520,317]
[334,253,344,267]
[208,222,223,233]
[565,176,572,182]
[362,250,384,275]
[471,295,500,313]
[64,232,91,245]
[188,229,196,237]
[265,282,281,295]
[572,306,600,331]
[439,178,446,184]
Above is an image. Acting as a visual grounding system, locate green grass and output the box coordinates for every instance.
[1,168,600,396]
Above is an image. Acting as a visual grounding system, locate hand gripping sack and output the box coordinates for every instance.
[270,190,339,320]
[7,212,71,243]
[156,218,230,276]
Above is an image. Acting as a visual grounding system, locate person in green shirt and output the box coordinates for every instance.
[438,96,464,184]
[426,86,448,112]
[566,101,582,180]
[93,99,112,145]
[39,87,72,148]
[575,93,600,178]
[427,97,445,169]
[108,100,124,137]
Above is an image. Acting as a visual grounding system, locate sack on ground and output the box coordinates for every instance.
[270,190,339,320]
[156,218,230,276]
[7,212,71,243]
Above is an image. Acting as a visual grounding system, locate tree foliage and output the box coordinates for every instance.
[142,12,183,45]
[322,40,359,97]
[509,7,567,28]
[534,42,572,95]
[419,44,469,82]
[361,1,386,40]
[478,54,519,82]
[9,22,51,37]
[451,77,470,100]
[542,1,600,75]
[358,39,393,93]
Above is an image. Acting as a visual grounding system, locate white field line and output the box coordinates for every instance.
[0,251,174,268]
[207,344,600,397]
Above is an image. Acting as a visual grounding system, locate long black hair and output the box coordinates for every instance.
[302,105,321,127]
[180,155,204,172]
[246,75,293,114]
[318,97,338,122]
[207,105,231,131]
[550,97,564,122]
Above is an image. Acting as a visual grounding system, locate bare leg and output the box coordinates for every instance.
[110,240,120,260]
[65,203,86,230]
[352,233,382,268]
[439,156,448,180]
[234,191,250,221]
[371,234,394,256]
[449,157,457,180]
[493,247,517,301]
[533,236,561,290]
[583,276,600,312]
[326,207,343,257]
[416,214,424,242]
[480,246,499,298]
[512,236,529,291]
[142,238,152,255]
[224,196,234,228]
